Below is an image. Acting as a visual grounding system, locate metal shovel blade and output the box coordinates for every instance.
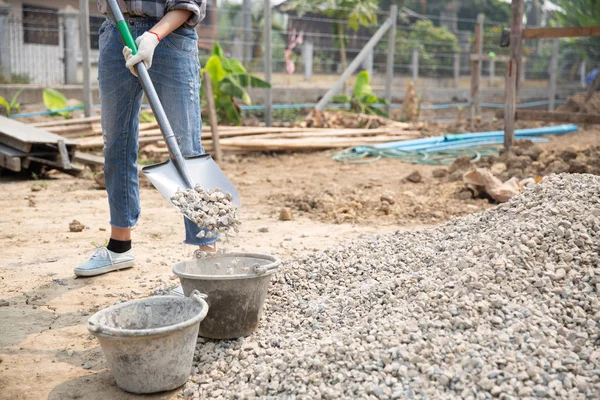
[142,154,241,207]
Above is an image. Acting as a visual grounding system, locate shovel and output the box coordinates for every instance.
[106,0,240,209]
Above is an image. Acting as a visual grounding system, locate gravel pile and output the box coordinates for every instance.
[171,186,240,239]
[184,174,600,399]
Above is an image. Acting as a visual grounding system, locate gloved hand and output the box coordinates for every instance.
[122,31,160,77]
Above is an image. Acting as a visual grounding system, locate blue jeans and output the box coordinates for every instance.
[98,18,213,246]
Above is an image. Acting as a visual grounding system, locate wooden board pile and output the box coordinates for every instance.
[0,116,80,175]
[21,111,424,168]
[38,115,422,154]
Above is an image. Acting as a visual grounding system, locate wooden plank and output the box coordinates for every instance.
[57,140,72,169]
[203,71,222,162]
[25,155,83,176]
[32,115,101,127]
[218,135,417,151]
[235,129,421,140]
[46,124,93,134]
[497,109,600,124]
[73,151,105,166]
[0,116,78,149]
[0,143,24,172]
[522,26,600,40]
[0,133,32,152]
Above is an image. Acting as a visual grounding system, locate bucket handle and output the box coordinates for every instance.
[190,290,210,320]
[252,262,280,275]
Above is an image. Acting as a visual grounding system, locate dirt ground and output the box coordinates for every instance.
[0,125,598,399]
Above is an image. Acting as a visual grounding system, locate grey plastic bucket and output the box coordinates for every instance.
[173,253,280,340]
[87,291,209,394]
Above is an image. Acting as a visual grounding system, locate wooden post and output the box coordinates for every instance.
[264,0,272,126]
[454,52,460,88]
[411,47,419,83]
[79,0,93,117]
[384,5,397,116]
[504,0,524,150]
[470,13,484,121]
[548,38,558,111]
[203,72,222,162]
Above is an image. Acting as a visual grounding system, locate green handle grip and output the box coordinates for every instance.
[116,20,137,55]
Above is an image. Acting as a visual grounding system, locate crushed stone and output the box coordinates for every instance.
[184,174,600,399]
[171,186,240,240]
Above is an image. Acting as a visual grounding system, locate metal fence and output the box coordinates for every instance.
[0,2,597,106]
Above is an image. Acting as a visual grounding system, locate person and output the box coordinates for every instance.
[585,68,599,89]
[74,0,212,277]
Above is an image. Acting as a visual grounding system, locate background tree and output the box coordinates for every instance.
[397,20,459,77]
[282,0,380,74]
[551,0,600,77]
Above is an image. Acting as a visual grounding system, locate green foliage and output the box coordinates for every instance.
[332,70,388,117]
[139,113,156,123]
[399,0,510,30]
[0,72,31,84]
[553,0,600,27]
[552,0,600,62]
[202,43,270,125]
[397,20,460,77]
[0,88,24,117]
[43,88,71,118]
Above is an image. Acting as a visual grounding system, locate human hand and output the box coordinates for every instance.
[122,31,160,76]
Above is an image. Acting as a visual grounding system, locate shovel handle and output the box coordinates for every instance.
[105,0,195,190]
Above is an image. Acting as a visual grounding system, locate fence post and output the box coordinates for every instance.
[453,52,460,88]
[411,47,419,83]
[384,5,397,116]
[263,0,272,126]
[0,3,12,80]
[580,60,586,88]
[61,6,79,85]
[79,0,92,117]
[232,36,243,60]
[504,0,524,150]
[363,49,374,77]
[242,0,252,64]
[302,40,313,82]
[489,59,495,87]
[548,38,559,111]
[470,12,484,123]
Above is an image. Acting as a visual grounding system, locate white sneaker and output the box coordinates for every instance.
[74,247,135,277]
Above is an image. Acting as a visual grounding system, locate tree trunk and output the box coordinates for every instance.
[338,22,348,94]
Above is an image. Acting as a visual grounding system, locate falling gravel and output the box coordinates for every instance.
[184,174,600,399]
[171,186,240,239]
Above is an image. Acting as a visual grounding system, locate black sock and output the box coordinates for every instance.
[107,239,132,253]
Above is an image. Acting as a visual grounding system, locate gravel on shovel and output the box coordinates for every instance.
[171,186,240,240]
[183,174,600,399]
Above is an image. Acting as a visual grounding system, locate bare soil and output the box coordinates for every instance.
[0,124,598,399]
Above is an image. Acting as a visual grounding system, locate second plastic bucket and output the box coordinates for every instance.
[87,291,209,394]
[173,253,280,339]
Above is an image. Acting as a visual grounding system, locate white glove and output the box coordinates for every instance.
[122,31,160,76]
